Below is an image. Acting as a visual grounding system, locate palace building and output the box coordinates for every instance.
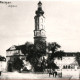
[6,1,80,79]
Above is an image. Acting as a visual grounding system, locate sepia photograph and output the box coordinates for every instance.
[0,0,80,79]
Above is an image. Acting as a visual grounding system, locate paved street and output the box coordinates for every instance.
[0,72,60,79]
[0,72,79,79]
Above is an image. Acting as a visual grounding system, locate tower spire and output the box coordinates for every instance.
[35,1,44,16]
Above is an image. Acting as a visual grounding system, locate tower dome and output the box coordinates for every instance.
[35,1,44,16]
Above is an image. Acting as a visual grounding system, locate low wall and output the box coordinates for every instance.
[62,69,80,79]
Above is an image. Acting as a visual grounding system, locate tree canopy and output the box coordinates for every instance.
[13,57,23,71]
[16,41,61,72]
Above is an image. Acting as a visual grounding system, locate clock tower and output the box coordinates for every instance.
[34,1,46,53]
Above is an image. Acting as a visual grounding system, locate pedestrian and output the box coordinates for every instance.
[55,71,57,77]
[0,71,1,76]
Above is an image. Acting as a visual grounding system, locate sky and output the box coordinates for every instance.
[0,0,80,56]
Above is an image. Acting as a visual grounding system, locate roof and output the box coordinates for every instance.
[64,52,80,56]
[6,45,26,51]
[70,61,78,66]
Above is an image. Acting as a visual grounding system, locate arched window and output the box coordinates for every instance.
[70,65,73,69]
[68,65,70,69]
[63,65,66,69]
[65,65,67,69]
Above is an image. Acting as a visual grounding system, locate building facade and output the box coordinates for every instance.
[54,53,80,79]
[6,45,26,72]
[0,56,6,72]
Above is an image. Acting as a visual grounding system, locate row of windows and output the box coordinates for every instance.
[63,65,76,69]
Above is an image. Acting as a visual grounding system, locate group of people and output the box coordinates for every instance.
[48,69,57,77]
[49,71,57,77]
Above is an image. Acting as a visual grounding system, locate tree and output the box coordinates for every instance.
[25,43,39,71]
[47,42,61,60]
[48,42,61,53]
[75,52,80,66]
[26,41,46,72]
[20,45,27,55]
[13,57,23,71]
[34,41,46,57]
[46,42,61,71]
[21,41,61,72]
[21,42,33,55]
[47,60,59,71]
